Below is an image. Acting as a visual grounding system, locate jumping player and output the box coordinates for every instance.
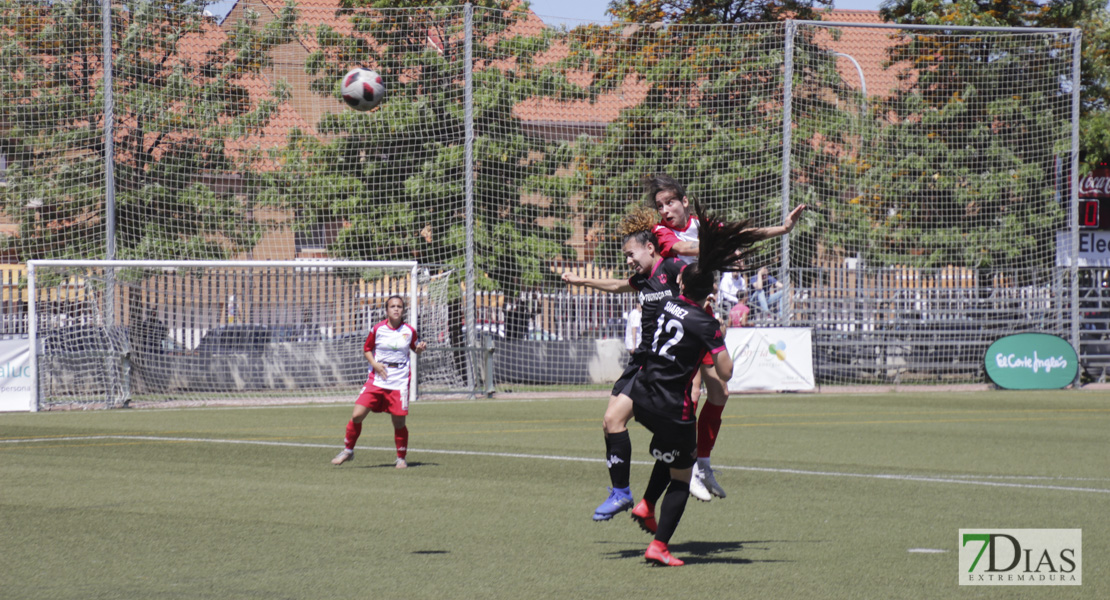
[331,295,427,469]
[561,207,683,522]
[643,174,806,501]
[623,210,758,566]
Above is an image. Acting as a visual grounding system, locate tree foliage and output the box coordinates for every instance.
[545,10,844,270]
[0,0,299,261]
[880,0,1110,171]
[605,0,831,24]
[263,0,573,295]
[817,0,1088,269]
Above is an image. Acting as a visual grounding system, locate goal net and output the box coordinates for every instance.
[26,260,451,410]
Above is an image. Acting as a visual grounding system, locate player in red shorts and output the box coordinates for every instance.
[331,295,426,469]
[643,174,806,501]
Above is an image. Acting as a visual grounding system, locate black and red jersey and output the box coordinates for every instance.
[627,257,684,356]
[628,295,727,423]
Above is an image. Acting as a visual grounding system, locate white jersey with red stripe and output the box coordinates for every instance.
[652,215,700,264]
[363,320,419,391]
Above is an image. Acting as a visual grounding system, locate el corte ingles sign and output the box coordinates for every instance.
[984,333,1078,390]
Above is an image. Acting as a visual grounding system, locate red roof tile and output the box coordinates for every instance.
[811,10,911,99]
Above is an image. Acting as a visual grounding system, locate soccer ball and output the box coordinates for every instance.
[340,68,386,111]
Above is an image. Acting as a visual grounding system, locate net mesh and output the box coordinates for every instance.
[791,23,1077,384]
[0,2,1089,397]
[29,262,426,409]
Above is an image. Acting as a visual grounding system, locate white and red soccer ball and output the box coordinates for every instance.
[341,68,386,111]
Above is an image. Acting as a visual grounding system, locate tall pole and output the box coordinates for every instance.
[780,21,795,324]
[102,0,117,331]
[1069,29,1082,380]
[463,3,478,386]
[103,0,115,260]
[27,262,38,412]
[409,263,419,404]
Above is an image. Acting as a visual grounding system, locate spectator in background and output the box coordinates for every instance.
[750,266,784,314]
[624,301,642,355]
[137,310,167,357]
[718,271,746,313]
[729,291,750,328]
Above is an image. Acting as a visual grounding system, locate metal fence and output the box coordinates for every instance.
[1,2,1095,390]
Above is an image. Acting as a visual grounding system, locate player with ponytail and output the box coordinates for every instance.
[644,173,806,501]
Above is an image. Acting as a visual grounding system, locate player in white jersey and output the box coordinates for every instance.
[643,174,806,501]
[331,295,427,469]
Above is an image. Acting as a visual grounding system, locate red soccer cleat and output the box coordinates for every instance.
[645,540,684,566]
[630,499,657,535]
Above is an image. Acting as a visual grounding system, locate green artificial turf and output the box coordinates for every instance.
[2,390,1107,599]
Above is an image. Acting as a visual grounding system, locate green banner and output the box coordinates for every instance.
[984,334,1078,390]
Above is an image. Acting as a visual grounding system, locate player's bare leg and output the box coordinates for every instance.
[603,393,634,435]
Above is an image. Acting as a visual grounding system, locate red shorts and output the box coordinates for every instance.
[355,381,409,416]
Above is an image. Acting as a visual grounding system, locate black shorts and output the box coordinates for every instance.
[610,356,643,397]
[632,404,696,470]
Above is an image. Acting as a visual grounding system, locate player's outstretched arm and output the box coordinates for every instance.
[561,271,634,294]
[671,241,699,257]
[743,204,807,241]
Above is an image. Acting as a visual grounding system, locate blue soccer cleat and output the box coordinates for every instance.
[592,487,634,521]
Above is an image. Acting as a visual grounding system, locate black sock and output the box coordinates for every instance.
[655,479,690,544]
[605,430,632,489]
[643,460,670,505]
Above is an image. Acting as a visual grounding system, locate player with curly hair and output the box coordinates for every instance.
[561,206,685,522]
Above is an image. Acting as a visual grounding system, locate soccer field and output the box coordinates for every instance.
[2,390,1108,599]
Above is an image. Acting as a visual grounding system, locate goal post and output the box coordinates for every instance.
[27,260,426,411]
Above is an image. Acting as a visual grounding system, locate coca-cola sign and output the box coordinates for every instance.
[1079,168,1110,198]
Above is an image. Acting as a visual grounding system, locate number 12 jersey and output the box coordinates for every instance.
[628,295,727,423]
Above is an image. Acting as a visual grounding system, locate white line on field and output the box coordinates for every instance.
[8,435,1110,495]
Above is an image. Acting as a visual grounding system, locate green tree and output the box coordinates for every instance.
[546,4,845,271]
[262,0,573,297]
[605,0,831,23]
[823,0,1085,269]
[0,0,298,261]
[879,0,1110,172]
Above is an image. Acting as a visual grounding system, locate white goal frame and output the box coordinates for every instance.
[27,259,420,411]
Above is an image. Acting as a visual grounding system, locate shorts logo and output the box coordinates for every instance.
[651,449,676,463]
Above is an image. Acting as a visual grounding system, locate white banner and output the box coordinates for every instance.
[0,337,34,412]
[1056,230,1110,267]
[725,327,815,392]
